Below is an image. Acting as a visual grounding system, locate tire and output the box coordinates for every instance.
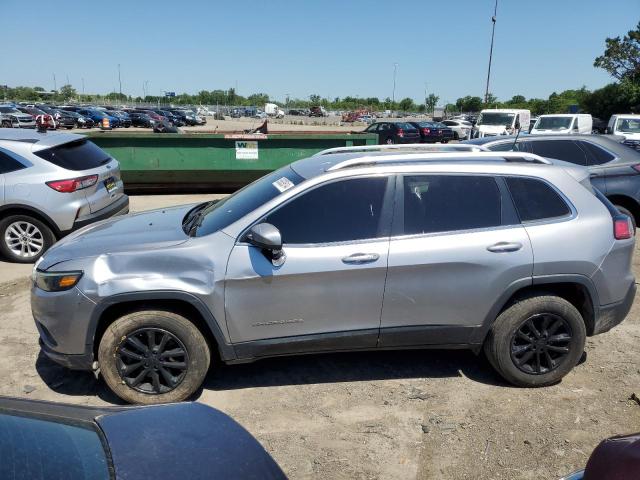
[442,139,449,144]
[0,215,55,263]
[614,205,636,231]
[98,310,211,404]
[484,295,586,387]
[1,120,11,128]
[453,132,460,140]
[385,137,394,144]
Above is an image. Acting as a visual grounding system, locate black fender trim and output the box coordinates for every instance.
[0,204,62,237]
[471,274,600,344]
[87,291,237,362]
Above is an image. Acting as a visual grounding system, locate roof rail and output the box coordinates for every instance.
[326,151,552,171]
[314,143,487,156]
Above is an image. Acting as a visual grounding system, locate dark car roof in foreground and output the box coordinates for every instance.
[0,396,286,480]
[462,134,640,161]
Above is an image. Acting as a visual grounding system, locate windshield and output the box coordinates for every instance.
[477,112,515,127]
[0,107,21,114]
[615,118,640,133]
[0,412,111,480]
[193,166,305,236]
[535,117,573,130]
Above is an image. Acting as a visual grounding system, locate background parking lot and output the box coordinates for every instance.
[0,194,639,479]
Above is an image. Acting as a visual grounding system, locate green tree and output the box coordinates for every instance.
[247,93,270,105]
[484,93,498,106]
[398,97,414,112]
[594,21,640,82]
[59,84,77,101]
[425,93,439,114]
[456,96,483,112]
[309,94,322,105]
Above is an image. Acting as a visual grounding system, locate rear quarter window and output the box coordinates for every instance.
[0,149,27,174]
[579,141,615,165]
[506,177,571,222]
[34,139,111,171]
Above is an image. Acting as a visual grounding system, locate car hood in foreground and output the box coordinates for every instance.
[40,204,194,270]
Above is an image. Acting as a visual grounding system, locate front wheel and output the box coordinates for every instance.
[98,310,211,404]
[385,137,394,144]
[484,295,586,387]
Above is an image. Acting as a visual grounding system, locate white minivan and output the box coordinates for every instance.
[472,109,530,138]
[530,114,592,135]
[607,114,640,141]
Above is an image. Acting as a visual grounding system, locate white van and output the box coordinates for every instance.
[530,114,592,135]
[473,109,530,138]
[607,114,640,141]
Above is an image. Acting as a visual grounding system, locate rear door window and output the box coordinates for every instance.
[401,175,502,235]
[528,140,589,166]
[0,149,27,174]
[505,177,571,221]
[578,141,615,165]
[33,139,111,171]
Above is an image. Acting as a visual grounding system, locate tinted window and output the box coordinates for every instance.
[264,177,388,244]
[195,167,304,236]
[396,122,416,131]
[488,141,524,152]
[34,139,111,171]
[402,175,501,235]
[506,177,571,221]
[0,150,26,174]
[579,141,615,165]
[0,413,110,480]
[528,140,588,166]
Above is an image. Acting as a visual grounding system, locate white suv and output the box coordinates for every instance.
[0,128,128,262]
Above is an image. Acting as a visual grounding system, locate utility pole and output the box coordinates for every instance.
[392,63,398,105]
[484,0,498,104]
[118,64,122,101]
[53,73,57,92]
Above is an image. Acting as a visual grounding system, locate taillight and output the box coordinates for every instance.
[397,128,404,137]
[631,164,640,173]
[422,128,431,135]
[614,215,634,240]
[46,175,98,193]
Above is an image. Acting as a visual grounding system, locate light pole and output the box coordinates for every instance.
[484,0,498,104]
[392,63,398,105]
[53,73,57,92]
[118,64,122,101]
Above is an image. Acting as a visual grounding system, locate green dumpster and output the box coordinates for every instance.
[87,132,378,191]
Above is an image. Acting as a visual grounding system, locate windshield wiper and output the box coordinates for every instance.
[182,200,219,236]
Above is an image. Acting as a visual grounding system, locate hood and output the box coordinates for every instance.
[40,204,194,270]
[476,124,508,135]
[620,132,640,141]
[531,128,570,135]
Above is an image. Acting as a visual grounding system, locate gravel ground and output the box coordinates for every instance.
[0,195,639,479]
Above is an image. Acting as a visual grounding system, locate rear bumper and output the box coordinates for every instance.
[69,195,129,233]
[593,282,636,335]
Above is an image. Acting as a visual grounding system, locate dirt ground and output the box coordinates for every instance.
[1,195,639,479]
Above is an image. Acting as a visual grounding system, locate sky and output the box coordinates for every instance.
[2,0,638,104]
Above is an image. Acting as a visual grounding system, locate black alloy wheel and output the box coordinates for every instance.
[510,313,572,375]
[116,328,189,394]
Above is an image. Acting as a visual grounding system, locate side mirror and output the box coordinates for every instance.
[606,127,612,134]
[245,223,285,265]
[514,120,521,130]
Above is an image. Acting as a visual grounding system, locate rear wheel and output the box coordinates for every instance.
[0,215,55,263]
[98,310,211,404]
[453,132,460,140]
[615,205,636,230]
[484,295,586,387]
[1,120,11,128]
[385,137,394,144]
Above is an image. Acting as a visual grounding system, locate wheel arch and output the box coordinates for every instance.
[89,291,236,363]
[474,275,599,344]
[607,194,640,224]
[0,204,62,237]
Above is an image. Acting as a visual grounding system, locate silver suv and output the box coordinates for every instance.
[31,147,636,404]
[0,128,128,262]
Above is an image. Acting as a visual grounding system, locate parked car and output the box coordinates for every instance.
[155,110,184,126]
[0,396,286,480]
[16,106,56,129]
[559,431,640,479]
[169,109,198,126]
[0,105,36,128]
[530,114,593,135]
[0,128,128,262]
[462,134,640,228]
[60,109,96,128]
[77,108,121,128]
[361,121,421,144]
[309,105,328,117]
[32,147,635,403]
[441,119,472,140]
[607,114,640,152]
[36,106,76,129]
[409,121,454,143]
[128,111,154,127]
[107,110,132,128]
[134,109,165,123]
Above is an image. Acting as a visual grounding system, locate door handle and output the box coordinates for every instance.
[487,242,523,253]
[342,253,380,264]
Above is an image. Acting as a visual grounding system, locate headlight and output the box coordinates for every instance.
[34,270,83,292]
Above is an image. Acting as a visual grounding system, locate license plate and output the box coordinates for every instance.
[104,177,117,193]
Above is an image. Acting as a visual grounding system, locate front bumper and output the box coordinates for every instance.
[593,282,636,335]
[69,195,129,233]
[39,338,94,370]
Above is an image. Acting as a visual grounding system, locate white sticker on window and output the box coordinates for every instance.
[272,177,294,193]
